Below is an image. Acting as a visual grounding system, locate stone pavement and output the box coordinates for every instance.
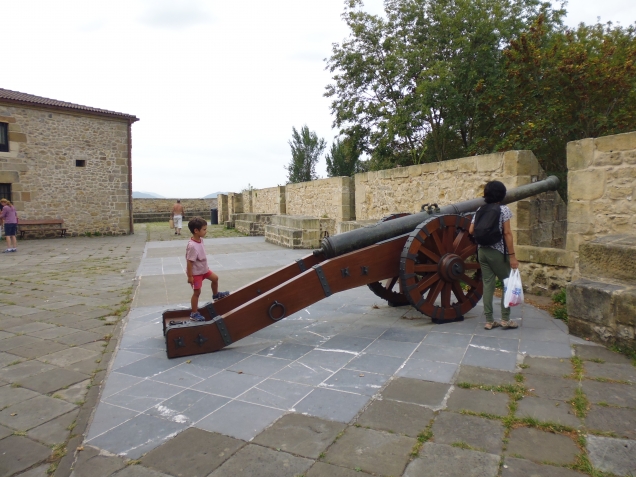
[68,236,636,477]
[0,232,147,477]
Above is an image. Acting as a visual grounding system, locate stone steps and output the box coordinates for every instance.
[567,234,636,350]
[265,215,322,249]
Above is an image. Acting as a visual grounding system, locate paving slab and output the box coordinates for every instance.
[404,442,500,477]
[9,339,68,359]
[446,387,510,417]
[71,453,127,477]
[584,362,636,383]
[586,435,636,476]
[87,413,188,459]
[574,345,634,365]
[455,365,517,386]
[141,427,244,477]
[0,384,39,408]
[0,435,52,477]
[0,424,12,440]
[195,400,285,441]
[306,462,373,477]
[506,427,579,465]
[292,388,369,423]
[325,426,416,476]
[207,444,313,477]
[20,367,89,394]
[27,408,78,446]
[522,357,573,377]
[582,380,636,407]
[109,466,173,476]
[515,396,583,428]
[524,374,578,401]
[432,411,505,454]
[585,406,636,439]
[356,398,435,437]
[502,456,588,476]
[381,377,451,408]
[252,413,346,458]
[38,347,99,367]
[0,394,77,431]
[17,464,50,477]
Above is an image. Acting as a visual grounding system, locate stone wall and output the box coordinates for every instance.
[252,186,286,215]
[285,176,355,223]
[132,198,216,214]
[566,131,636,252]
[0,103,133,236]
[217,194,228,224]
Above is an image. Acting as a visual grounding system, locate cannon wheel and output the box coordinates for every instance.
[399,214,482,323]
[367,213,411,307]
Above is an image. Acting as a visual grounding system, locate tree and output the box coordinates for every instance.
[285,125,327,184]
[325,136,366,177]
[325,0,565,168]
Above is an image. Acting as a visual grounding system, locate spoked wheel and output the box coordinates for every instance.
[399,214,482,323]
[367,213,411,307]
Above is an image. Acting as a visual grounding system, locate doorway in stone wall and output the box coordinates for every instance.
[0,184,12,203]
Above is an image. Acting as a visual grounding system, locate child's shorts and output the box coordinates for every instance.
[191,270,213,290]
[4,224,17,237]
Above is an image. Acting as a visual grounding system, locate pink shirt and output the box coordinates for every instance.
[186,238,209,276]
[0,205,17,224]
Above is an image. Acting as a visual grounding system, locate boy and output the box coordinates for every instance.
[186,217,230,321]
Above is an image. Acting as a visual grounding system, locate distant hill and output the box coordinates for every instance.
[203,192,226,199]
[132,191,165,198]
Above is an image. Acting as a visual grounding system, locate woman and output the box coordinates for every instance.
[0,198,18,252]
[468,181,519,330]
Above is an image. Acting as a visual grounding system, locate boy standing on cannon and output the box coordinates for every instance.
[186,217,230,321]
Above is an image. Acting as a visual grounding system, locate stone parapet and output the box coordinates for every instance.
[579,235,636,285]
[252,186,286,215]
[567,131,636,251]
[133,210,211,224]
[285,177,354,223]
[337,220,377,234]
[132,198,216,214]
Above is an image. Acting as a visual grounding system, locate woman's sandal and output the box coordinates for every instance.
[500,320,519,329]
[484,322,500,330]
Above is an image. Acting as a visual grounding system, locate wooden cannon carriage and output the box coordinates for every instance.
[163,176,560,358]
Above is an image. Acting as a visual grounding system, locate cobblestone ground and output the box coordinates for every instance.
[0,231,146,477]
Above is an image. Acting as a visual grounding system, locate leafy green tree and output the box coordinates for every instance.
[326,136,366,177]
[474,17,636,182]
[325,0,564,168]
[285,125,327,183]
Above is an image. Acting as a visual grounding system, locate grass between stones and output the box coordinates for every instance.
[455,358,619,477]
[143,222,247,241]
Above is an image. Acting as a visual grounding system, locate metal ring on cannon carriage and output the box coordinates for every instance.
[268,301,286,321]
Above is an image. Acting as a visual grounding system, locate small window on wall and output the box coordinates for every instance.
[76,160,86,167]
[0,123,8,152]
[0,184,11,203]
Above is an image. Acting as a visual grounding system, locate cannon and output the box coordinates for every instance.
[163,175,560,358]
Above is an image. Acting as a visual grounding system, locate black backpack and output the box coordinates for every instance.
[473,204,502,246]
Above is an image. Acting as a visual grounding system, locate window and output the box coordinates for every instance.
[0,123,8,152]
[0,184,11,203]
[75,160,86,167]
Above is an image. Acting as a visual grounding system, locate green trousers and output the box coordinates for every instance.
[478,247,511,323]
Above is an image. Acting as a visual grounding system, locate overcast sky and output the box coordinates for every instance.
[4,0,635,198]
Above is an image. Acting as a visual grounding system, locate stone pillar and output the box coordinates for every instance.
[218,194,229,224]
[277,186,286,215]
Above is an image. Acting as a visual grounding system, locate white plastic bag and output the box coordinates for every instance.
[503,269,524,308]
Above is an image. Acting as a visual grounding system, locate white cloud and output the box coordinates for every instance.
[137,0,214,29]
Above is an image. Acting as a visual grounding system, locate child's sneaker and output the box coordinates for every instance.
[2,249,10,253]
[213,291,230,301]
[189,312,205,322]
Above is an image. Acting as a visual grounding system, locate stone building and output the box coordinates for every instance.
[0,88,138,236]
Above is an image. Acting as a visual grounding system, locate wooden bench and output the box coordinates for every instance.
[17,219,67,239]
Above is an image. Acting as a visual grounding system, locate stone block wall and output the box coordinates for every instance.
[566,131,636,252]
[285,176,355,223]
[252,186,286,215]
[0,104,133,236]
[132,198,216,214]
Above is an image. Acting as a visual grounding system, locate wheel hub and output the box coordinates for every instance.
[438,253,464,282]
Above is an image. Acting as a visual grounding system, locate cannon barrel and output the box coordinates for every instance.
[317,175,560,259]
